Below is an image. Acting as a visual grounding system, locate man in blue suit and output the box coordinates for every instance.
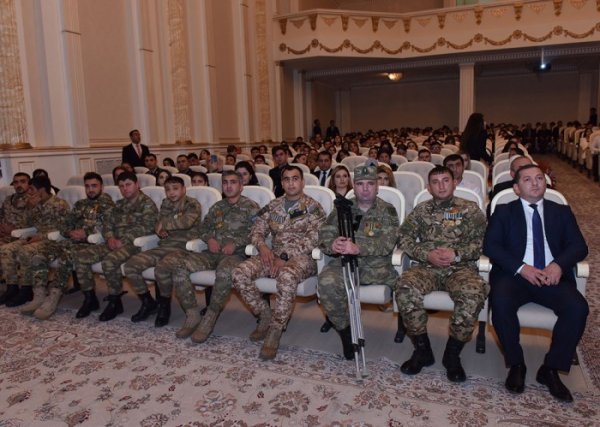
[483,164,588,402]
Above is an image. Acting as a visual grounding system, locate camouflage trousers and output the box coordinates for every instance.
[395,265,489,342]
[122,247,185,295]
[72,243,140,294]
[232,254,316,328]
[0,239,66,288]
[318,261,395,331]
[156,251,245,311]
[0,239,26,285]
[26,240,72,290]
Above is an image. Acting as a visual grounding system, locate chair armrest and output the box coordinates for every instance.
[133,234,160,251]
[11,227,37,239]
[88,233,105,244]
[246,244,258,256]
[576,261,589,278]
[312,248,323,260]
[477,255,491,273]
[47,231,65,241]
[186,239,208,252]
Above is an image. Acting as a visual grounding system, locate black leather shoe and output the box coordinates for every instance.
[442,337,466,383]
[505,364,526,394]
[536,365,573,402]
[401,334,435,375]
[6,286,33,307]
[131,292,157,323]
[0,284,19,305]
[320,317,333,333]
[76,290,100,318]
[99,294,124,322]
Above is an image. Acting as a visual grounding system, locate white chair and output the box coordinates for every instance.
[391,155,408,167]
[236,154,252,162]
[190,165,207,173]
[66,175,85,186]
[405,149,418,162]
[0,186,15,205]
[101,174,114,186]
[134,166,149,174]
[241,186,275,208]
[173,173,192,187]
[136,173,156,188]
[398,161,435,184]
[163,166,179,174]
[393,171,425,215]
[431,154,444,166]
[56,186,87,209]
[341,156,368,170]
[207,173,222,192]
[495,152,510,163]
[469,160,488,182]
[103,185,123,202]
[303,174,319,186]
[141,186,167,209]
[290,162,310,175]
[440,148,454,157]
[492,170,512,187]
[414,187,484,213]
[490,188,567,214]
[223,165,235,171]
[254,164,271,175]
[443,144,459,153]
[463,170,487,201]
[255,173,273,191]
[492,160,510,184]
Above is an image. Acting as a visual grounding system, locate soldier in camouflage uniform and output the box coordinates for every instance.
[0,173,31,305]
[396,165,488,383]
[232,165,326,360]
[0,176,70,309]
[122,176,201,327]
[318,165,399,360]
[72,171,158,321]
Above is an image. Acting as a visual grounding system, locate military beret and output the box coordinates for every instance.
[354,165,377,181]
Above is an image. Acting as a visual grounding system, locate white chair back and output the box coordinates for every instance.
[431,154,444,165]
[0,186,15,205]
[463,170,486,199]
[414,187,484,212]
[495,152,509,163]
[173,173,192,187]
[207,173,222,192]
[492,170,512,187]
[66,175,85,186]
[391,155,408,167]
[290,162,310,174]
[303,174,319,186]
[254,164,271,175]
[223,165,235,171]
[241,186,275,208]
[398,161,435,184]
[341,156,368,169]
[492,159,510,183]
[237,154,252,162]
[440,148,454,157]
[134,166,149,174]
[136,173,156,188]
[490,188,568,215]
[163,166,179,174]
[255,172,273,191]
[393,171,425,214]
[303,185,335,216]
[103,185,123,202]
[141,186,166,209]
[406,149,418,162]
[443,144,459,153]
[101,174,114,186]
[57,186,87,208]
[190,165,207,173]
[346,186,405,223]
[186,186,222,221]
[469,160,488,182]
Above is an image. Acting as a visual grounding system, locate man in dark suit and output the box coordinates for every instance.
[312,151,332,186]
[269,145,289,197]
[122,129,149,168]
[483,164,588,402]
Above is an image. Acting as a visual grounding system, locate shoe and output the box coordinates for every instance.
[336,326,355,360]
[76,290,99,318]
[401,333,435,375]
[442,337,467,383]
[154,296,171,327]
[66,271,81,294]
[176,309,202,339]
[249,306,271,342]
[191,307,219,343]
[130,292,157,323]
[6,286,33,307]
[99,294,124,322]
[536,365,573,402]
[259,326,283,360]
[0,284,19,305]
[505,364,526,394]
[20,287,47,315]
[320,317,333,333]
[34,288,63,320]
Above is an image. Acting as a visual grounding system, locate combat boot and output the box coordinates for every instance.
[76,290,99,318]
[442,336,467,383]
[249,306,271,342]
[99,294,124,322]
[20,287,47,315]
[154,296,171,327]
[336,326,355,360]
[259,326,283,360]
[400,333,435,375]
[191,307,220,343]
[6,286,33,307]
[175,308,201,339]
[131,292,157,322]
[0,284,19,305]
[34,288,63,320]
[66,271,81,294]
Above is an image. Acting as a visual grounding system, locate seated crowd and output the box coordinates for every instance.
[0,120,589,404]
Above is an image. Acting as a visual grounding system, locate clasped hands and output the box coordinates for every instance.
[520,262,562,286]
[331,237,360,256]
[257,243,286,277]
[207,238,235,256]
[426,247,456,268]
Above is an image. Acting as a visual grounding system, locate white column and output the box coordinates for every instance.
[293,70,304,139]
[231,1,251,143]
[273,62,283,141]
[578,71,592,123]
[459,63,475,130]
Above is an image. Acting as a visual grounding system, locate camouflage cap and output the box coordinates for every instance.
[354,165,378,181]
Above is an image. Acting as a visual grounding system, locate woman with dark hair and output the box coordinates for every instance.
[235,161,259,186]
[460,112,493,164]
[327,165,352,197]
[156,170,172,186]
[163,157,176,168]
[190,171,209,186]
[376,165,396,188]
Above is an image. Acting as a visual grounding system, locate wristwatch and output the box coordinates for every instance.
[454,251,461,263]
[279,252,289,261]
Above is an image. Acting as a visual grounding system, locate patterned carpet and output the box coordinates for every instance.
[0,154,599,426]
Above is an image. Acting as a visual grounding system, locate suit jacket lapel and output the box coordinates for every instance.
[513,201,527,260]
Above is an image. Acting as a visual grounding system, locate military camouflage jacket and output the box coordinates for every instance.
[61,193,115,239]
[0,193,29,228]
[198,195,260,254]
[157,195,202,249]
[27,195,70,237]
[251,194,326,258]
[398,196,486,268]
[319,197,399,286]
[103,192,158,245]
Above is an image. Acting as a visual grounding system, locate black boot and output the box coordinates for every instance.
[442,336,467,383]
[6,286,33,307]
[76,290,100,318]
[99,294,124,322]
[401,333,435,375]
[131,292,157,322]
[0,284,19,305]
[66,271,81,294]
[336,326,355,360]
[154,296,171,327]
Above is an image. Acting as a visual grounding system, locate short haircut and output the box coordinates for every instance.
[129,129,139,138]
[190,171,208,182]
[177,154,188,160]
[222,170,242,181]
[282,164,304,179]
[164,176,185,186]
[509,156,531,173]
[254,154,266,162]
[418,148,431,156]
[116,171,137,184]
[145,153,157,160]
[13,172,30,181]
[514,164,542,183]
[428,165,454,182]
[187,153,198,160]
[30,176,51,193]
[251,147,259,152]
[318,150,332,160]
[443,154,463,166]
[226,154,236,160]
[83,172,103,184]
[272,145,286,156]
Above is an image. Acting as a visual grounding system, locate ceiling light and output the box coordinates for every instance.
[387,72,403,81]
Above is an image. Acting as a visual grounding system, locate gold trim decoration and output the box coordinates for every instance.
[341,15,349,31]
[553,0,563,16]
[309,13,317,30]
[437,13,447,30]
[452,12,468,23]
[279,18,287,35]
[490,7,507,18]
[279,43,286,52]
[291,18,305,29]
[353,17,368,28]
[382,19,397,30]
[529,3,546,13]
[514,2,523,20]
[416,17,431,27]
[570,0,587,9]
[402,17,411,33]
[474,6,484,25]
[372,16,380,32]
[321,16,337,27]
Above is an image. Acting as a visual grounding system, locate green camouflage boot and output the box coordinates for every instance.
[34,288,63,320]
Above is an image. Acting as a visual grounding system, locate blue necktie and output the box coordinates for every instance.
[530,204,545,269]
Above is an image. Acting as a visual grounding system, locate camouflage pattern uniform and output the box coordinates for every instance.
[318,197,399,330]
[395,196,489,342]
[122,196,202,295]
[72,192,158,294]
[0,195,70,288]
[232,194,326,328]
[0,192,29,244]
[157,195,259,311]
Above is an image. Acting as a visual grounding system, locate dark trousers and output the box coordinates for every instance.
[490,275,588,372]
